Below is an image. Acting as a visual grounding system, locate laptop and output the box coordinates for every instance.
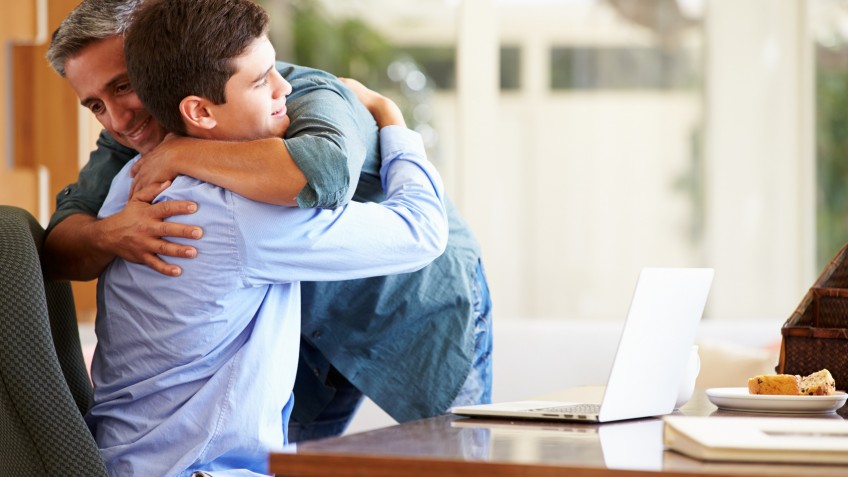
[451,267,714,423]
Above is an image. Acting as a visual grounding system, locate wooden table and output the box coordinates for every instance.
[270,389,848,477]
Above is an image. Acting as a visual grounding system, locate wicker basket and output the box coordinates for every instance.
[778,244,848,390]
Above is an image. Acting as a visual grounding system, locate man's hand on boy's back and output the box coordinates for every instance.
[113,180,203,276]
[43,180,201,281]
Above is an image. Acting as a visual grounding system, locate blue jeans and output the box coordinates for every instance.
[288,260,493,443]
[286,367,363,443]
[449,260,493,409]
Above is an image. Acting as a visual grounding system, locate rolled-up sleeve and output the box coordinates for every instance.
[282,75,371,209]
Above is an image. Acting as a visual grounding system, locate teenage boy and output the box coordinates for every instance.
[78,0,447,475]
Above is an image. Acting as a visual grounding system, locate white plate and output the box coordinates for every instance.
[706,387,848,414]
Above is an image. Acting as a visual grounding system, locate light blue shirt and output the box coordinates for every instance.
[87,127,447,477]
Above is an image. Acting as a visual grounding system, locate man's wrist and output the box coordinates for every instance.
[162,141,188,178]
[87,214,115,256]
[371,96,405,128]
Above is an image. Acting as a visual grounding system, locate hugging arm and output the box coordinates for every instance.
[129,134,307,206]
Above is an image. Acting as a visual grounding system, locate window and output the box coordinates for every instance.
[500,45,521,90]
[550,47,698,90]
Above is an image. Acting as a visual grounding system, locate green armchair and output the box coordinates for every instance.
[0,205,106,476]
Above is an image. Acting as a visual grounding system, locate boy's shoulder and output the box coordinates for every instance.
[97,156,140,219]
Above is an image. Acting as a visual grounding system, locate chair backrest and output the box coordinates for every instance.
[0,206,107,476]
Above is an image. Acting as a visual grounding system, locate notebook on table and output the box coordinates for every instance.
[451,267,714,423]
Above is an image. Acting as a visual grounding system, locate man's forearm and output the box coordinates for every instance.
[185,138,306,205]
[43,214,114,281]
[138,136,306,206]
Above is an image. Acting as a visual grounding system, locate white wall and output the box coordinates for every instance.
[703,0,815,319]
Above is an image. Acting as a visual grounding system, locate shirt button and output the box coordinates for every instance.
[312,330,321,339]
[313,367,321,377]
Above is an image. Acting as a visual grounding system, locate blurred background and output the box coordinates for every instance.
[256,0,848,323]
[5,0,848,435]
[5,0,848,325]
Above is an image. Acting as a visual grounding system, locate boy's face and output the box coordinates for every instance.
[64,35,168,154]
[204,36,292,141]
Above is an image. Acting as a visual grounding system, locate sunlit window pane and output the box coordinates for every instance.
[812,0,848,266]
[550,47,699,90]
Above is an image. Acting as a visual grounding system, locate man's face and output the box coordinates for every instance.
[64,35,168,154]
[204,36,292,141]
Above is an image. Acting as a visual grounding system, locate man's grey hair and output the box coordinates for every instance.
[46,0,143,76]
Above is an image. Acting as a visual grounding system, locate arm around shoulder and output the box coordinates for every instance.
[131,135,306,206]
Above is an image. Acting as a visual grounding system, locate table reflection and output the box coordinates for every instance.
[451,417,665,471]
[276,390,848,477]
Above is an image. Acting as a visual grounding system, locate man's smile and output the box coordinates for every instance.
[125,116,151,139]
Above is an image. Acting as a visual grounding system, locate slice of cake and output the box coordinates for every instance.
[747,374,801,395]
[747,369,836,396]
[800,369,836,396]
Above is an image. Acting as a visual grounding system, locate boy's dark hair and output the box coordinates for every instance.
[124,0,270,135]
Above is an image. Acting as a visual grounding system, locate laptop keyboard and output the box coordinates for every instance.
[530,403,600,415]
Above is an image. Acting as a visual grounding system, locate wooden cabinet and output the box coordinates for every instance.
[3,0,98,321]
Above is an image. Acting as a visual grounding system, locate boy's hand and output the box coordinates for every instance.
[339,77,406,128]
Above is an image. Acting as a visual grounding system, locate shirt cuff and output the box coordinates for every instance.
[379,126,425,163]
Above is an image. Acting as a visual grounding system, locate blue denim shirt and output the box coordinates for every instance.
[50,61,482,424]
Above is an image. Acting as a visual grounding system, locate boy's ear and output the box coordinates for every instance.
[179,96,217,131]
